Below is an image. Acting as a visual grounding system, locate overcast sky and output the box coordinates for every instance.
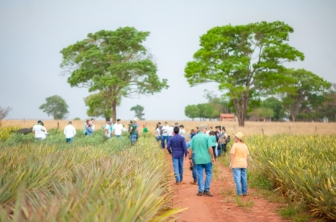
[1,0,335,121]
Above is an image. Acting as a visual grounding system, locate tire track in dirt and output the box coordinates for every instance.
[166,152,289,222]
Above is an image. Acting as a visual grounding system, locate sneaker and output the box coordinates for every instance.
[197,192,203,196]
[242,194,247,196]
[203,191,213,197]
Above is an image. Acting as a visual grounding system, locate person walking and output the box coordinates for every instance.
[179,125,186,138]
[209,131,217,160]
[32,120,47,140]
[86,121,93,136]
[188,125,215,197]
[128,120,137,145]
[155,124,161,142]
[167,126,188,184]
[161,122,169,148]
[230,132,249,196]
[103,121,112,140]
[83,119,89,135]
[64,121,76,143]
[113,119,123,138]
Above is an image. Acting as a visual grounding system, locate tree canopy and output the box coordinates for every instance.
[281,69,331,122]
[184,105,200,121]
[185,21,305,126]
[130,105,145,120]
[39,95,69,119]
[60,27,168,121]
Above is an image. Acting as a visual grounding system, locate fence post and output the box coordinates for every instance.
[289,126,291,133]
[57,122,59,130]
[261,128,264,136]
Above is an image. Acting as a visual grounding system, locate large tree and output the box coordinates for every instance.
[282,69,331,122]
[39,95,69,119]
[185,21,304,126]
[60,27,168,121]
[130,104,145,120]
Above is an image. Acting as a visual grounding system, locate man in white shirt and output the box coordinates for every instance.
[32,120,47,140]
[104,121,112,140]
[90,118,95,131]
[161,122,169,148]
[179,125,186,138]
[64,121,76,143]
[113,119,124,138]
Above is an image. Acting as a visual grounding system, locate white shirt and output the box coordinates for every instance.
[113,123,123,135]
[33,124,47,139]
[91,123,95,131]
[167,126,174,136]
[161,125,169,136]
[64,124,76,138]
[155,128,160,137]
[179,128,186,138]
[104,124,111,137]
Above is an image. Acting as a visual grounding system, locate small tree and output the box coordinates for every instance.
[0,106,12,126]
[130,105,145,120]
[39,95,69,119]
[185,105,200,121]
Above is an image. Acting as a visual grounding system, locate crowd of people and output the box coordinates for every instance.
[157,122,249,197]
[32,118,148,146]
[31,119,249,197]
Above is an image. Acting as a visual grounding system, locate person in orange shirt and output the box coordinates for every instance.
[229,132,249,196]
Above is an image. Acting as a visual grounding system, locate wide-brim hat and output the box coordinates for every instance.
[232,132,244,141]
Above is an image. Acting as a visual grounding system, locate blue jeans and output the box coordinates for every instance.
[232,168,248,195]
[161,136,168,148]
[116,135,121,138]
[217,144,222,156]
[172,157,184,183]
[192,153,197,182]
[66,137,73,143]
[130,134,136,145]
[196,162,212,192]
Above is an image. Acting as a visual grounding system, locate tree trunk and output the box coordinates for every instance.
[111,99,117,123]
[233,92,248,127]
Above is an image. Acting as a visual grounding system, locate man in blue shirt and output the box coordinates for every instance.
[167,126,188,184]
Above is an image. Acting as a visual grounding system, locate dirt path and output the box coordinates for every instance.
[166,153,289,222]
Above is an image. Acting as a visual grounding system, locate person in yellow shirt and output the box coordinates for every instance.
[229,132,249,196]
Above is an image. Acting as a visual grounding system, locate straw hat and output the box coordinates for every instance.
[232,132,244,141]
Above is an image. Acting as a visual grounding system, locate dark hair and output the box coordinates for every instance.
[117,119,120,121]
[173,126,180,134]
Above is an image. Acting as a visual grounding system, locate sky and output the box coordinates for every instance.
[1,0,335,121]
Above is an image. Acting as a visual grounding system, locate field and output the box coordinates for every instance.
[1,120,336,221]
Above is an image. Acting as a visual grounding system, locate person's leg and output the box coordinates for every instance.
[191,153,197,183]
[241,168,248,195]
[161,136,165,148]
[232,168,242,195]
[172,157,181,183]
[212,146,216,160]
[217,143,222,156]
[204,162,213,192]
[178,157,184,182]
[223,143,227,154]
[196,164,204,193]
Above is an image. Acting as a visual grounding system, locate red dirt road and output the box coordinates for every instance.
[167,153,289,222]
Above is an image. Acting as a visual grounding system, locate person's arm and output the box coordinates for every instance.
[208,147,215,163]
[230,154,234,169]
[167,139,172,154]
[183,138,188,158]
[207,137,215,163]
